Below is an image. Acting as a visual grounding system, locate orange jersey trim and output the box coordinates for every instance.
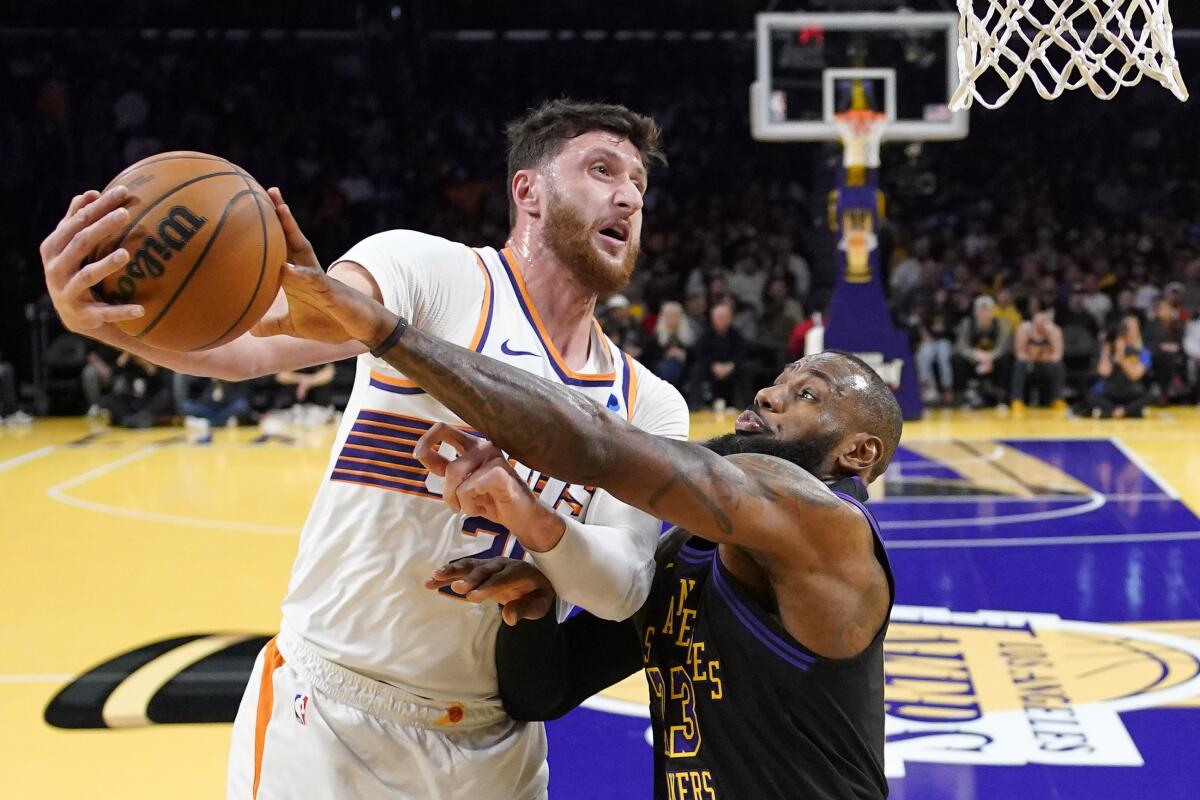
[622,351,639,421]
[252,638,285,799]
[367,248,494,392]
[331,467,428,488]
[468,250,494,350]
[330,475,440,499]
[500,247,616,383]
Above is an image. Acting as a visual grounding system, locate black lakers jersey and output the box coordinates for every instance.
[637,476,894,800]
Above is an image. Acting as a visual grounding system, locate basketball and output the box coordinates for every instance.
[90,151,285,352]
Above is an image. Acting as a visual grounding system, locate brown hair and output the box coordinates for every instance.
[504,99,666,225]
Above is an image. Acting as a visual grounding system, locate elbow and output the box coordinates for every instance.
[208,361,262,381]
[591,561,653,622]
[589,597,640,623]
[212,354,277,381]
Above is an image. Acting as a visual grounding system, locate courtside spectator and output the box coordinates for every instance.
[1144,298,1189,403]
[956,295,1011,408]
[1011,310,1067,411]
[105,352,174,428]
[641,301,694,390]
[1085,316,1152,418]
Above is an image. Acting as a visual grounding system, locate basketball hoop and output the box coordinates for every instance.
[834,109,888,169]
[950,0,1189,110]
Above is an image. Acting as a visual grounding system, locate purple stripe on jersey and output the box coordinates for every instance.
[474,255,495,353]
[496,251,615,388]
[710,555,815,671]
[330,471,440,497]
[334,459,426,483]
[356,410,434,430]
[833,491,883,541]
[368,377,426,396]
[351,420,424,441]
[678,542,716,562]
[344,434,415,454]
[338,446,424,470]
[676,549,714,566]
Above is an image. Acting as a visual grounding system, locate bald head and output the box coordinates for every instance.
[721,350,904,484]
[803,351,903,480]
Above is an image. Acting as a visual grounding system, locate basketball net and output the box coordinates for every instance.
[951,0,1189,110]
[834,109,887,172]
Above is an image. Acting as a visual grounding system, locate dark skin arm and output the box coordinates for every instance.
[255,264,884,656]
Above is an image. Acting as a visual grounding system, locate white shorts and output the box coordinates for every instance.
[227,627,548,800]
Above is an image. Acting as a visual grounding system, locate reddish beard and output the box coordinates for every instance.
[543,192,639,295]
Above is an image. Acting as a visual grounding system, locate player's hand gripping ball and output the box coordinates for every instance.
[89,151,285,351]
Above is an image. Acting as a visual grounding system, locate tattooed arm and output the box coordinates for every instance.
[252,263,864,561]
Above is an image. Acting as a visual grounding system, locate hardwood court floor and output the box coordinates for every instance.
[2,407,1199,799]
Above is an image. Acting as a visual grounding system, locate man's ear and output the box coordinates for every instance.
[836,433,883,479]
[512,170,541,219]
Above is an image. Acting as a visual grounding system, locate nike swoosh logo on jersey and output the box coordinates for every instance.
[500,340,540,358]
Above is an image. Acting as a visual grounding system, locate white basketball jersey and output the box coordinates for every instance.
[281,236,685,701]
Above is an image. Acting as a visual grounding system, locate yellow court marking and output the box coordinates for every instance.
[45,444,300,535]
[102,633,260,728]
[899,439,1095,496]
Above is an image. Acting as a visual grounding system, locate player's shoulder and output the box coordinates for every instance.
[340,229,477,266]
[623,353,688,434]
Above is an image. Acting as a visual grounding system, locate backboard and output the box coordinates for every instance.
[751,12,969,142]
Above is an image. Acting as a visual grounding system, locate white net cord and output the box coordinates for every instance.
[950,0,1190,110]
[834,110,888,169]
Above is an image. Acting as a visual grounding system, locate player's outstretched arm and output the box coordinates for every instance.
[425,557,642,721]
[39,187,365,380]
[256,262,869,561]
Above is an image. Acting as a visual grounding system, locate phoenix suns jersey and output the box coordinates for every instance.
[281,231,688,701]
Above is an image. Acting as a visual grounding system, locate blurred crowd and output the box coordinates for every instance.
[2,32,1200,425]
[66,341,350,432]
[878,89,1200,416]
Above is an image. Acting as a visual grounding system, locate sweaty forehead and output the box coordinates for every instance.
[783,355,868,395]
[559,130,645,168]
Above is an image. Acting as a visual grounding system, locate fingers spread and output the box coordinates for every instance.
[53,206,130,281]
[83,303,146,324]
[414,422,477,477]
[63,248,129,298]
[42,186,127,265]
[423,559,479,590]
[65,190,100,219]
[450,560,506,598]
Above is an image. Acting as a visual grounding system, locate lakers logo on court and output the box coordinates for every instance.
[883,605,1200,776]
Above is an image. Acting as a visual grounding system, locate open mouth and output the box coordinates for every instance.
[597,221,629,245]
[735,410,768,434]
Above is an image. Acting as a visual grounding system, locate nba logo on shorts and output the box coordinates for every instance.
[293,694,308,725]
